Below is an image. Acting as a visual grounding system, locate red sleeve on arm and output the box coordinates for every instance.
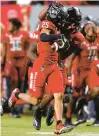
[71,32,85,48]
[75,32,85,42]
[22,31,31,43]
[1,31,8,44]
[29,31,40,43]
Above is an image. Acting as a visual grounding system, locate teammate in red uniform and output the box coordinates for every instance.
[9,4,69,134]
[71,21,99,99]
[65,21,99,126]
[37,5,83,129]
[0,22,5,97]
[0,22,5,116]
[1,18,30,117]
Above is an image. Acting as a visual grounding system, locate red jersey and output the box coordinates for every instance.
[37,20,58,63]
[29,30,40,43]
[71,32,85,45]
[72,32,99,70]
[2,30,30,60]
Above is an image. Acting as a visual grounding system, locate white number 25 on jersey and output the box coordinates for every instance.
[42,22,49,29]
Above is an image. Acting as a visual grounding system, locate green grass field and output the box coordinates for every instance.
[1,114,99,136]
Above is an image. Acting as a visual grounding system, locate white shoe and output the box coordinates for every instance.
[87,118,95,122]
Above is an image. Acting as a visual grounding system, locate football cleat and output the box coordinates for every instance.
[54,122,73,135]
[73,119,86,126]
[10,113,21,118]
[64,118,74,128]
[92,120,99,127]
[33,107,42,130]
[86,120,99,127]
[46,104,54,126]
[54,123,66,135]
[8,88,20,107]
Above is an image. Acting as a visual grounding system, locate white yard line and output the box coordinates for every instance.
[26,132,99,136]
[26,132,54,135]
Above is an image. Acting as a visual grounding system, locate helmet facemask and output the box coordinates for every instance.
[46,2,66,29]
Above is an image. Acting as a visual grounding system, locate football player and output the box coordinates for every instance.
[1,18,31,117]
[8,3,69,134]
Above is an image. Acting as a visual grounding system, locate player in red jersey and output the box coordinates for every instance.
[0,22,5,115]
[36,3,71,128]
[37,5,83,128]
[31,9,67,133]
[1,18,30,117]
[65,21,99,125]
[71,21,99,99]
[70,21,99,126]
[9,4,69,134]
[58,8,99,127]
[0,22,5,97]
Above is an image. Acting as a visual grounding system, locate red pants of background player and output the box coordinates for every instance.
[72,67,99,89]
[28,59,64,99]
[4,57,28,82]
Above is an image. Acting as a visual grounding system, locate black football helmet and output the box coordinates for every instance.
[46,2,66,29]
[64,7,82,33]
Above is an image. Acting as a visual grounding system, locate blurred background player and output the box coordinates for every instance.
[1,18,31,117]
[80,21,99,126]
[0,22,5,115]
[66,21,99,126]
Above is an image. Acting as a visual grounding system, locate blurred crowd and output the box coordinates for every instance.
[1,0,99,5]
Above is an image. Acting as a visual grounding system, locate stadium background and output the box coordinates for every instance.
[1,1,99,136]
[1,1,99,31]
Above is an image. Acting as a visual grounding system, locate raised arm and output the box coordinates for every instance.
[38,7,48,21]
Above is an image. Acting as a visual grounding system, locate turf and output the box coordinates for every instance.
[1,114,99,136]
